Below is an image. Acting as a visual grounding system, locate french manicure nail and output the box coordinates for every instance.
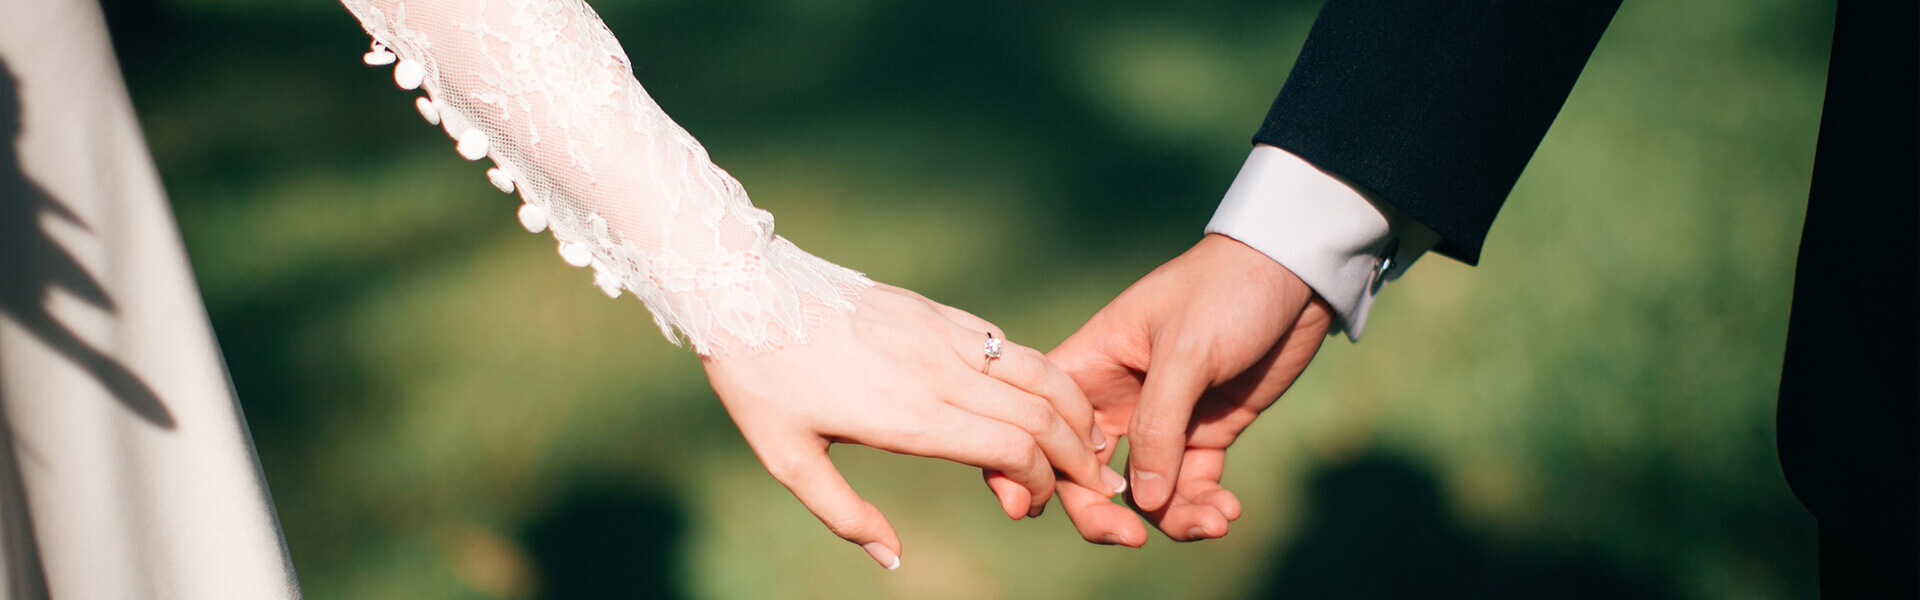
[862,542,900,570]
[1132,470,1167,506]
[1101,466,1128,496]
[1091,423,1108,451]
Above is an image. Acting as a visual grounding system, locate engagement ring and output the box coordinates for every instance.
[982,333,1003,373]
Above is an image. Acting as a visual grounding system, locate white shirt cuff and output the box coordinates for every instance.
[1204,144,1441,341]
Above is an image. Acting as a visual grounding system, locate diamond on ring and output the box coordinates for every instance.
[983,333,1004,360]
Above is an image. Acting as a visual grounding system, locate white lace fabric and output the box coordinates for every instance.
[339,0,872,356]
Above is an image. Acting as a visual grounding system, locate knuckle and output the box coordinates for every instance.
[1003,348,1049,388]
[1016,444,1045,474]
[1130,420,1178,451]
[1130,411,1166,439]
[1012,399,1057,436]
[987,444,1024,470]
[996,441,1041,473]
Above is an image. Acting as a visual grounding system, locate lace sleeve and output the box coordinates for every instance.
[338,0,872,356]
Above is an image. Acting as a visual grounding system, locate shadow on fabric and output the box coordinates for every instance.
[0,55,95,600]
[0,57,174,430]
[521,482,690,600]
[1246,452,1680,600]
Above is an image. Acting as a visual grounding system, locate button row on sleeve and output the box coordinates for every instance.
[361,37,618,297]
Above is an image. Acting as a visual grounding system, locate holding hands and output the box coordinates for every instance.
[1047,234,1331,546]
[707,236,1328,567]
[701,283,1128,569]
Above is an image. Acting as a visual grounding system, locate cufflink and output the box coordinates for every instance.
[1369,238,1400,296]
[1376,238,1401,278]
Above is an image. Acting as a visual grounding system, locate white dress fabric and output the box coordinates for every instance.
[0,0,301,598]
[340,0,873,356]
[0,0,864,594]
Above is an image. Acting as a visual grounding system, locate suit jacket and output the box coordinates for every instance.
[1771,0,1917,565]
[1255,0,1619,265]
[1255,0,1916,563]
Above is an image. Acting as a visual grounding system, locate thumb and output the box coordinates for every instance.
[1127,346,1211,512]
[765,442,903,570]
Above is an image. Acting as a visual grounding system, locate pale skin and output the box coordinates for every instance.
[1037,233,1333,546]
[702,283,1128,569]
[703,234,1322,567]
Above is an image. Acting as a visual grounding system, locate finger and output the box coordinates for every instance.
[944,363,1126,501]
[1057,480,1149,547]
[1127,339,1212,511]
[972,334,1107,452]
[1139,448,1236,541]
[853,402,1059,514]
[1142,497,1232,542]
[1189,487,1242,523]
[982,470,1032,520]
[942,373,1122,511]
[1174,448,1241,522]
[760,439,903,570]
[927,301,1104,451]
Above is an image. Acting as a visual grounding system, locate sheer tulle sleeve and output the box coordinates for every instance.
[338,0,872,356]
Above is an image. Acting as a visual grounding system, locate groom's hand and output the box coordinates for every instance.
[1048,234,1331,545]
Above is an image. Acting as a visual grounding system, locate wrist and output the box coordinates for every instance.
[660,236,873,357]
[1196,233,1316,308]
[1203,144,1436,340]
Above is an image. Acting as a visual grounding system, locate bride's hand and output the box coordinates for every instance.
[701,283,1128,569]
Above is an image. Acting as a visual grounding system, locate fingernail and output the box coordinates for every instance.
[1091,423,1108,451]
[1132,469,1167,506]
[1027,503,1045,519]
[1101,466,1128,496]
[1187,527,1210,540]
[1102,533,1127,545]
[862,542,900,570]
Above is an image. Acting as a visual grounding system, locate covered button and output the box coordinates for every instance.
[518,203,549,233]
[393,59,426,90]
[486,168,515,194]
[456,129,490,161]
[559,242,593,267]
[415,97,440,125]
[593,268,623,299]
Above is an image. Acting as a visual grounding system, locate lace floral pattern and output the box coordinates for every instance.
[339,0,872,355]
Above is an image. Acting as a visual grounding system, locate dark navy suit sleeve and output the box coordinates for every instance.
[1255,0,1621,265]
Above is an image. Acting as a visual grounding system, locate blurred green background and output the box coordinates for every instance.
[102,0,1830,597]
